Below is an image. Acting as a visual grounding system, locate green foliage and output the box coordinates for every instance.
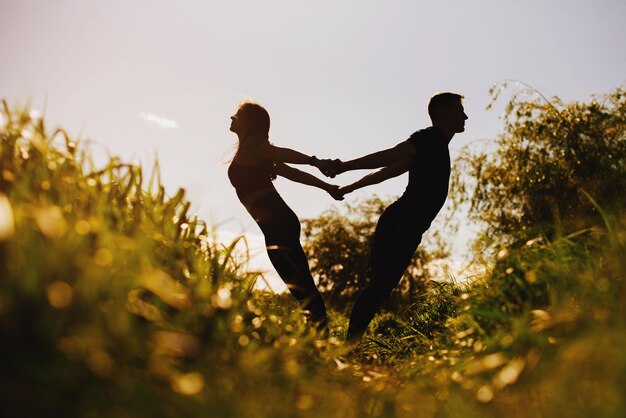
[358,281,467,362]
[302,197,448,313]
[452,84,626,248]
[466,216,626,413]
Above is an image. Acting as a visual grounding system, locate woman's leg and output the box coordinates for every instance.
[255,194,328,330]
[266,236,328,329]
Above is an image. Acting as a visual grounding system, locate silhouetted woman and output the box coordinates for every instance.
[228,100,339,330]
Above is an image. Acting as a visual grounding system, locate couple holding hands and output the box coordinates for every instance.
[228,92,467,342]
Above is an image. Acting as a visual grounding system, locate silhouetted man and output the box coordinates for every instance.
[319,92,467,342]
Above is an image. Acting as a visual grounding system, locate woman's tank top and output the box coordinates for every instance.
[228,161,276,202]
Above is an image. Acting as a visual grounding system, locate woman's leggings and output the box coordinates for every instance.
[346,200,428,342]
[252,193,328,328]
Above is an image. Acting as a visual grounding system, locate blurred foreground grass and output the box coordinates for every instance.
[1,103,624,418]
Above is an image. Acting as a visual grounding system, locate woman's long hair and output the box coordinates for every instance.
[235,101,270,153]
[240,101,270,136]
[234,100,276,178]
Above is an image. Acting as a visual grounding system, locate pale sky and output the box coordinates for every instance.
[2,0,625,287]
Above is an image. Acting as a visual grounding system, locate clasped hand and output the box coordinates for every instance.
[326,185,346,201]
[316,159,352,201]
[315,158,343,178]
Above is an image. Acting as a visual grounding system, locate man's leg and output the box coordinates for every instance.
[346,203,423,342]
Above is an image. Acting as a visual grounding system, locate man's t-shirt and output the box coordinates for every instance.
[398,126,451,225]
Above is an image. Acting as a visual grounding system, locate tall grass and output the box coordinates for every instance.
[1,103,624,418]
[0,103,342,417]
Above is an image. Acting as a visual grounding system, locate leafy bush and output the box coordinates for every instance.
[452,84,626,248]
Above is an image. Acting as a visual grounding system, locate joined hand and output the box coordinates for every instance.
[327,185,345,201]
[315,159,343,178]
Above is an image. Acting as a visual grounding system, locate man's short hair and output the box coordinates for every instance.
[428,92,464,121]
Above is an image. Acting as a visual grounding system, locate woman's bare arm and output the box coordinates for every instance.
[258,143,341,177]
[274,162,343,199]
[258,143,317,165]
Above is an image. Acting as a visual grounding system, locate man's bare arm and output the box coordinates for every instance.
[336,141,416,175]
[340,159,412,195]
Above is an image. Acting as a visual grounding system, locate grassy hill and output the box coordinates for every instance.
[1,102,624,418]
